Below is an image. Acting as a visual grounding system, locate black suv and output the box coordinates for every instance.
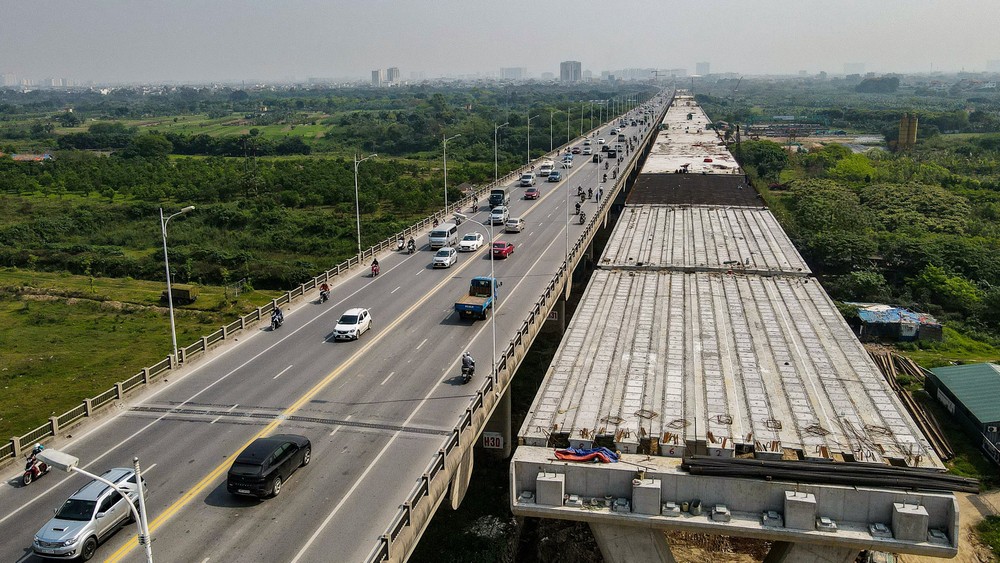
[227,434,311,498]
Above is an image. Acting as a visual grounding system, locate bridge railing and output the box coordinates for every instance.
[0,162,539,464]
[363,95,671,563]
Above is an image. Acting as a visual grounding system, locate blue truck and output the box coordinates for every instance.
[454,276,501,320]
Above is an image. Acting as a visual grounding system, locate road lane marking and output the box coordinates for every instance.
[391,286,401,294]
[209,405,239,424]
[380,371,396,386]
[329,415,353,437]
[104,229,503,563]
[272,365,294,380]
[415,338,428,350]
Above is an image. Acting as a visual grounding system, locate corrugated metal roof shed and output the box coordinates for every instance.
[928,363,1000,424]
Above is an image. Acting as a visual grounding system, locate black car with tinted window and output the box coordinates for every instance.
[227,434,311,498]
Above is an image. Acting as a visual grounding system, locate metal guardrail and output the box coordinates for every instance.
[1,158,539,464]
[362,100,670,563]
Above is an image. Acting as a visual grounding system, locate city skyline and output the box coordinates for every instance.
[2,0,999,84]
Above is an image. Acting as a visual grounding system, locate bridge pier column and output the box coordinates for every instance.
[589,523,676,563]
[482,385,512,459]
[763,542,859,563]
[447,445,474,510]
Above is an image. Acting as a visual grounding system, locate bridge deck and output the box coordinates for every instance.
[601,205,810,275]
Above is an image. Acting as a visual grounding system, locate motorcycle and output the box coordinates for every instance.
[371,263,380,277]
[579,212,587,225]
[23,454,49,486]
[603,174,607,183]
[271,314,283,330]
[407,241,416,255]
[319,289,329,303]
[460,363,475,384]
[397,239,405,252]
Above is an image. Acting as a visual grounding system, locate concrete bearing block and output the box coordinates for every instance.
[536,472,565,507]
[892,502,929,542]
[784,491,817,530]
[632,478,662,515]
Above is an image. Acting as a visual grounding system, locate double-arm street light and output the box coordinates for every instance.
[443,133,461,214]
[38,450,153,563]
[354,153,377,256]
[160,205,194,365]
[494,122,509,184]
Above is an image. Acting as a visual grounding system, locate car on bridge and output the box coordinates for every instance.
[597,137,606,144]
[226,434,311,499]
[524,187,540,200]
[458,232,484,251]
[492,241,514,259]
[571,146,581,154]
[433,247,458,268]
[33,467,148,561]
[547,171,562,182]
[582,147,593,155]
[333,308,372,341]
[490,206,509,225]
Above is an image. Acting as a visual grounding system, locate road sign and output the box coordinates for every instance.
[482,432,503,450]
[547,310,558,321]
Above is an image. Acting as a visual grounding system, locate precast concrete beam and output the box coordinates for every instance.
[590,523,677,563]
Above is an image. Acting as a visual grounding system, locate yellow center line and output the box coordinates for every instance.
[107,137,608,562]
[104,247,490,562]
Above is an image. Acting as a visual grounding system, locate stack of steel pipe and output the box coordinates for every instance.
[682,456,978,493]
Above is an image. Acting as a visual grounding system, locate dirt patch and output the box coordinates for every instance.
[668,531,770,562]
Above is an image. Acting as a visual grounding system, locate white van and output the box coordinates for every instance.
[538,160,555,177]
[505,217,525,233]
[520,173,536,187]
[428,222,459,249]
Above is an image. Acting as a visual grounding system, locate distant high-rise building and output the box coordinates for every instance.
[500,67,526,80]
[844,62,866,75]
[988,60,1000,72]
[583,70,592,80]
[371,69,386,87]
[1,72,17,87]
[560,61,582,82]
[386,67,400,84]
[696,62,710,75]
[541,72,555,81]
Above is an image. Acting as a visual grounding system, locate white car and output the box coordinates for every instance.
[597,138,606,144]
[582,147,593,155]
[490,206,509,225]
[333,308,372,341]
[458,232,484,252]
[433,247,458,268]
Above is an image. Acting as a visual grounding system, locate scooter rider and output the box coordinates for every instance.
[319,282,330,302]
[462,351,475,374]
[371,257,380,276]
[407,237,416,253]
[397,237,405,251]
[271,307,284,326]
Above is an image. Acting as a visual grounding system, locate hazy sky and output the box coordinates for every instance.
[3,0,998,83]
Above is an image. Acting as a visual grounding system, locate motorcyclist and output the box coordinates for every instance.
[462,351,475,373]
[28,443,44,461]
[577,186,584,197]
[575,201,582,215]
[319,282,330,301]
[407,238,416,253]
[603,174,607,183]
[397,237,405,251]
[588,188,593,200]
[371,258,380,276]
[271,307,283,325]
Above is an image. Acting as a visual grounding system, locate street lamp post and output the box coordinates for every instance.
[549,110,554,152]
[443,134,461,214]
[494,122,508,184]
[354,153,377,256]
[160,205,194,366]
[527,114,539,165]
[38,450,154,563]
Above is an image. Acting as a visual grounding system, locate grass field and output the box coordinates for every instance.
[0,268,281,439]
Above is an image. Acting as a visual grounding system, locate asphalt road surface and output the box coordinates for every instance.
[0,104,665,563]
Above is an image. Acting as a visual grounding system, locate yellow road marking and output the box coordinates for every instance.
[104,251,489,562]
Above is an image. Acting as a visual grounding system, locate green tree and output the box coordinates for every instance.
[909,264,981,314]
[736,140,788,181]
